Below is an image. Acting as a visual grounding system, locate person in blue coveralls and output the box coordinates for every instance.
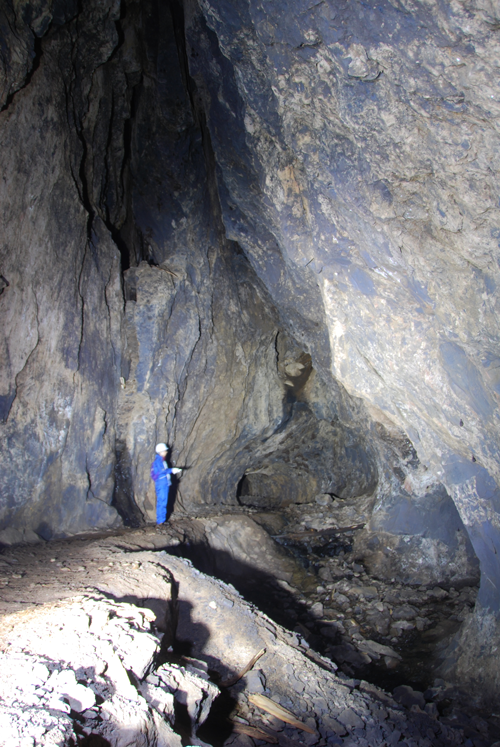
[151,443,182,524]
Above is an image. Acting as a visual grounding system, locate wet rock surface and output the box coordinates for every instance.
[1,526,499,747]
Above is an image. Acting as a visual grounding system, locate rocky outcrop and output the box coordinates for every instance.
[353,483,480,588]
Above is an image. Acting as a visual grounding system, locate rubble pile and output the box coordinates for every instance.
[0,595,217,747]
[177,498,479,690]
[0,526,499,746]
[245,497,478,685]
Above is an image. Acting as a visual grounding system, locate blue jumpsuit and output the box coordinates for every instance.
[151,454,175,524]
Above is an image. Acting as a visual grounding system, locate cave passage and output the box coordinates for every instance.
[166,503,480,698]
[1,0,500,724]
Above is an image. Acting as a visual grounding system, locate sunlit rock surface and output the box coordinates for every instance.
[0,0,499,702]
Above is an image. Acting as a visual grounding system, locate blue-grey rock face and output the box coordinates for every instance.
[184,0,500,694]
[0,0,125,540]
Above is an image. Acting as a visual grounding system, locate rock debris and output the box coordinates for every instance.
[0,526,498,746]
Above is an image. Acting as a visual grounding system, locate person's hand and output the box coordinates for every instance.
[172,467,182,474]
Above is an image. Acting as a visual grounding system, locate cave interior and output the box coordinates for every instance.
[1,0,500,724]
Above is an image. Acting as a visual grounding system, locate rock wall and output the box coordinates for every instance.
[182,0,500,693]
[0,0,407,532]
[0,0,127,540]
[0,0,499,700]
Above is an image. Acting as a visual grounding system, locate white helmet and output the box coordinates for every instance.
[155,443,169,454]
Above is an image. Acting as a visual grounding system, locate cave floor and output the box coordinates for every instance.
[167,501,479,695]
[256,503,478,694]
[0,517,498,746]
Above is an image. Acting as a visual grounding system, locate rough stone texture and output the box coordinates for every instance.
[0,531,179,647]
[169,513,314,594]
[0,0,413,546]
[3,528,486,747]
[0,594,212,747]
[0,518,481,696]
[0,0,127,538]
[354,484,480,587]
[182,0,500,694]
[0,0,499,704]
